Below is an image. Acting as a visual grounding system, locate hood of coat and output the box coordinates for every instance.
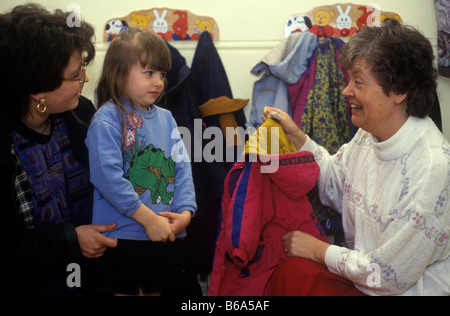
[259,151,319,200]
[251,31,317,85]
[165,43,191,94]
[244,119,319,200]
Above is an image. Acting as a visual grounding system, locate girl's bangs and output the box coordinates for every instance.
[137,33,171,72]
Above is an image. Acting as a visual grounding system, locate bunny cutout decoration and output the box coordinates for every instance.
[336,4,352,30]
[283,3,403,39]
[153,9,169,33]
[103,7,220,42]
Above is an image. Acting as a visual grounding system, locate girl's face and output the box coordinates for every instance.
[35,50,89,114]
[125,61,166,110]
[342,59,408,142]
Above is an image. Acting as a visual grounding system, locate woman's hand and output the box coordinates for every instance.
[262,106,307,150]
[75,223,118,258]
[283,231,330,264]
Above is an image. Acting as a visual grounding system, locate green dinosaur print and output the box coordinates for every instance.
[124,144,175,205]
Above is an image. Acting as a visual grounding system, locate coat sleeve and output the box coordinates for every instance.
[208,163,235,296]
[224,162,273,267]
[86,111,142,217]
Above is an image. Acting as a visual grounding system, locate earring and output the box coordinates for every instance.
[37,98,46,113]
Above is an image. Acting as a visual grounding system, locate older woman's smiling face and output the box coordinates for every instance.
[342,59,408,142]
[32,50,89,115]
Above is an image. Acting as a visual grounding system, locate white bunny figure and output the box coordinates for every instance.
[153,9,169,33]
[336,4,352,30]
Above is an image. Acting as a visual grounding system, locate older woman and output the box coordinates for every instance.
[0,4,117,295]
[264,19,449,296]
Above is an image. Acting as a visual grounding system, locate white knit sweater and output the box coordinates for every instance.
[302,116,450,296]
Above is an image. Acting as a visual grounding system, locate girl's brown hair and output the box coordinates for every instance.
[96,27,171,136]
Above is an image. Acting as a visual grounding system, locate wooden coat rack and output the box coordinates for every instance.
[104,7,219,42]
[285,3,403,38]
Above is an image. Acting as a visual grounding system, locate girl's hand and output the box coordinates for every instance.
[159,211,192,237]
[147,214,176,242]
[131,203,175,242]
[262,106,307,151]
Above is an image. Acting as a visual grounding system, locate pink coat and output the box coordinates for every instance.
[208,151,328,296]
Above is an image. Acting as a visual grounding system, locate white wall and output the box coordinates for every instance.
[1,0,448,140]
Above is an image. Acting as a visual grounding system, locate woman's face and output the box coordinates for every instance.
[35,50,89,114]
[342,59,408,142]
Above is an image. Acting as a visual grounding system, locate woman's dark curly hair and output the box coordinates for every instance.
[0,3,95,120]
[339,19,438,118]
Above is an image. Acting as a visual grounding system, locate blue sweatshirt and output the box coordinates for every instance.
[86,99,197,240]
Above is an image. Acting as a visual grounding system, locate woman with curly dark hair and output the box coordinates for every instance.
[0,4,117,295]
[263,19,449,296]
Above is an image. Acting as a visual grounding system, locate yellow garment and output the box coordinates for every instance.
[244,118,297,156]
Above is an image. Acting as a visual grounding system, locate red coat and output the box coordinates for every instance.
[208,150,328,296]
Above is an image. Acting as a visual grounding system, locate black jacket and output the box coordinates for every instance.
[0,96,95,295]
[159,34,247,275]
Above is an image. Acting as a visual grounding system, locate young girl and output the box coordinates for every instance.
[85,28,197,296]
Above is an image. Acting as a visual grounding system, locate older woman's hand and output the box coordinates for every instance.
[262,106,307,151]
[283,231,330,265]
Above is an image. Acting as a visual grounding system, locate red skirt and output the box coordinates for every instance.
[266,258,366,296]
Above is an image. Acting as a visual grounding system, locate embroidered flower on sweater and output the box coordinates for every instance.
[123,112,147,164]
[127,112,143,130]
[399,177,410,201]
[425,226,437,239]
[124,129,136,148]
[338,249,350,274]
[355,192,363,203]
[434,184,449,219]
[438,233,449,245]
[339,257,347,269]
[344,183,352,194]
[412,212,424,225]
[436,195,446,208]
[443,146,450,157]
[383,266,395,278]
[369,204,379,217]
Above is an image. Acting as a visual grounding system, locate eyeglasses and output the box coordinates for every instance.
[62,66,86,92]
